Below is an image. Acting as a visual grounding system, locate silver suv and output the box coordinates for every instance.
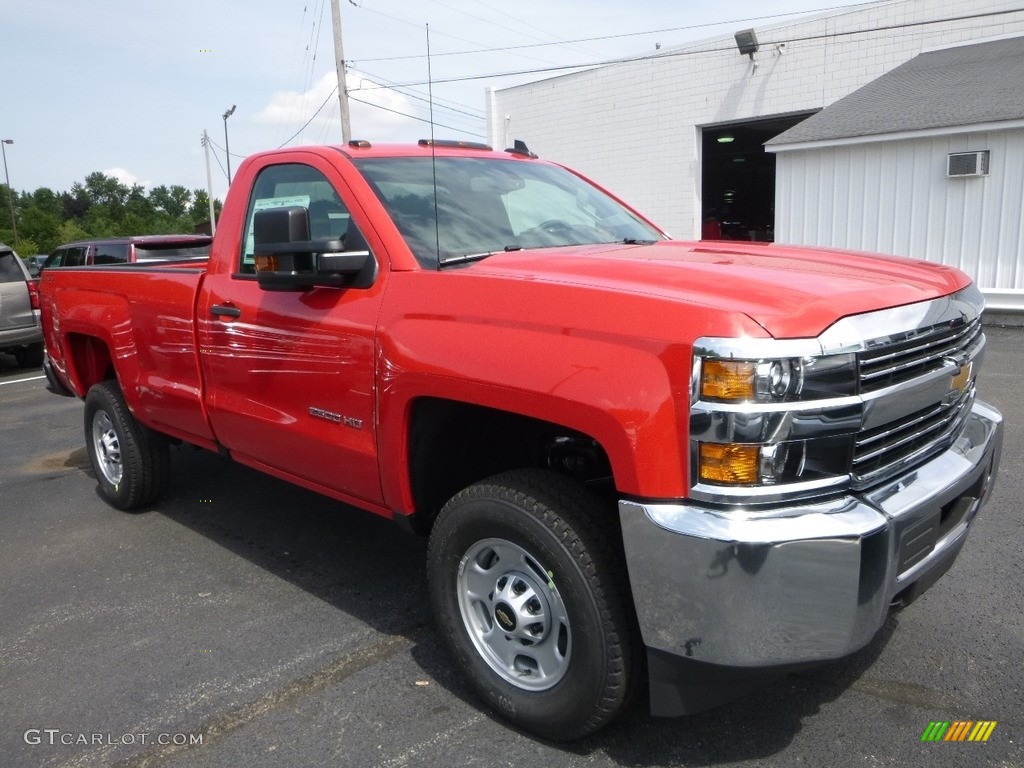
[0,243,44,368]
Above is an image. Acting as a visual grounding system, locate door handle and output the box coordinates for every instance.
[210,304,242,318]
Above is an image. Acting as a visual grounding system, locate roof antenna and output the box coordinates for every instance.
[427,23,441,269]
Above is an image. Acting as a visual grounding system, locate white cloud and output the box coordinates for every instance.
[103,167,150,189]
[256,70,432,145]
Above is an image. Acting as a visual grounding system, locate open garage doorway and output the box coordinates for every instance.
[701,113,815,242]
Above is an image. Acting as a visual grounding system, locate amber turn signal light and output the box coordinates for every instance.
[701,360,756,401]
[699,443,760,485]
[254,254,279,272]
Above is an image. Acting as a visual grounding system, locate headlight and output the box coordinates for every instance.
[758,442,791,484]
[691,347,859,499]
[756,360,796,400]
[697,354,856,403]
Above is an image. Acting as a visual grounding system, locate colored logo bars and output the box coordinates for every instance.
[921,721,997,742]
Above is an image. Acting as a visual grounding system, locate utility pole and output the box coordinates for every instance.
[330,0,352,143]
[1,139,17,245]
[222,105,236,184]
[202,131,217,235]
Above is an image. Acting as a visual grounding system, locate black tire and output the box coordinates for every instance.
[84,380,170,511]
[14,342,44,369]
[426,469,639,741]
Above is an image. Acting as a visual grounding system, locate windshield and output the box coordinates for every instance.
[354,157,664,268]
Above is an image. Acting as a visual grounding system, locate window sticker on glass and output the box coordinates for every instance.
[243,195,311,261]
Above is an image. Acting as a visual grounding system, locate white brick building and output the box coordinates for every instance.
[487,0,1024,295]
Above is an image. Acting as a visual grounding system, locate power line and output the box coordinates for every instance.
[348,94,486,138]
[273,76,485,149]
[205,139,230,182]
[470,0,607,59]
[355,1,891,62]
[278,84,341,148]
[351,3,563,69]
[351,69,486,119]
[205,136,246,161]
[423,0,600,61]
[349,81,486,134]
[359,7,1024,88]
[351,3,499,51]
[272,1,1011,148]
[306,1,330,128]
[273,66,486,151]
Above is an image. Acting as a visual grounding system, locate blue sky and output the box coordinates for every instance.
[3,0,872,200]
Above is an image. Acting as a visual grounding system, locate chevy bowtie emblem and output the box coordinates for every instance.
[950,361,973,396]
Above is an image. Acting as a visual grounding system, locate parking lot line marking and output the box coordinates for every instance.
[0,375,46,387]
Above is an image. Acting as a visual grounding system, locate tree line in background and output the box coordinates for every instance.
[0,172,223,257]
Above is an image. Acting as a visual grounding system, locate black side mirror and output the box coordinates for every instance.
[253,206,377,291]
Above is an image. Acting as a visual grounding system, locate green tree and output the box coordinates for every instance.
[124,184,155,229]
[149,185,193,219]
[15,238,40,258]
[58,219,91,244]
[3,173,222,246]
[83,172,130,211]
[61,185,90,221]
[0,183,18,245]
[82,206,118,237]
[189,189,221,226]
[19,207,62,252]
[27,187,63,219]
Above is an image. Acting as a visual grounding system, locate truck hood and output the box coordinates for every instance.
[463,240,972,338]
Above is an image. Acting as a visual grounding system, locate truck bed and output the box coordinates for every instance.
[40,260,216,447]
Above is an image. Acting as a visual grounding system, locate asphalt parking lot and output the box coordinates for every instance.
[1,326,1021,768]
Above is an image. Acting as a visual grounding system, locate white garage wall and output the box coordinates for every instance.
[773,128,1024,290]
[488,0,1024,240]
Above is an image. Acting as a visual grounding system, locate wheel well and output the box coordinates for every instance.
[406,398,615,533]
[67,333,115,393]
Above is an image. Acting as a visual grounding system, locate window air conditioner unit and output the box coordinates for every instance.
[947,151,990,177]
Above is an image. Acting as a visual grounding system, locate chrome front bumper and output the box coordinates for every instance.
[619,400,1003,671]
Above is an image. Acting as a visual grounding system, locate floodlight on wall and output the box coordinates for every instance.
[735,29,759,60]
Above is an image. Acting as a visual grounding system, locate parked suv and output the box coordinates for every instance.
[40,234,212,270]
[0,243,44,368]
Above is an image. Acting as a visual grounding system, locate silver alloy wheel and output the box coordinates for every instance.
[91,410,123,486]
[457,537,571,690]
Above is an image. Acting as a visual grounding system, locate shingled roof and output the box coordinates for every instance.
[767,35,1024,147]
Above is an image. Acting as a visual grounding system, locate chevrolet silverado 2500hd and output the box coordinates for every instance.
[39,140,1003,740]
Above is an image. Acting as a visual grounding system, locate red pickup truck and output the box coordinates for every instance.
[40,140,1003,740]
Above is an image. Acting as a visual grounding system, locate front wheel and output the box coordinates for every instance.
[84,380,170,511]
[426,469,639,741]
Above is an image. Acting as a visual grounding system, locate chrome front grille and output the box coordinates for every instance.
[852,386,976,488]
[859,316,982,393]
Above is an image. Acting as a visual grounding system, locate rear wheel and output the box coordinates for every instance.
[427,469,638,741]
[84,380,170,511]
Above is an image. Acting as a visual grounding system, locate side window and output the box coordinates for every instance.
[239,163,361,274]
[63,247,87,267]
[43,249,66,269]
[94,243,129,265]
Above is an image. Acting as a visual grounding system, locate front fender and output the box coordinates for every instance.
[373,271,752,511]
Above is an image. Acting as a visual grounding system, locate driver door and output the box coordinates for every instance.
[197,156,385,506]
